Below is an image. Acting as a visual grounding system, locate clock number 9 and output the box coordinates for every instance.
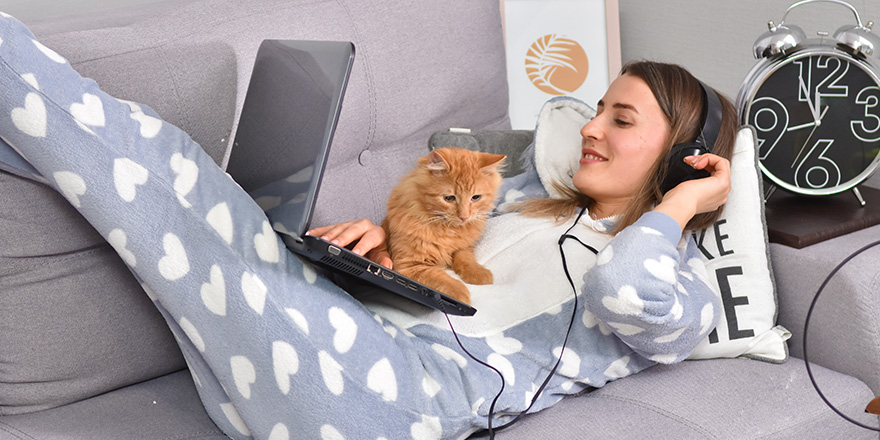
[749,97,789,160]
[851,86,880,143]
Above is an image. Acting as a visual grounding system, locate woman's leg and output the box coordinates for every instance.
[0,14,494,440]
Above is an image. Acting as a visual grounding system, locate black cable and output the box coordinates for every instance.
[467,206,594,438]
[803,239,880,432]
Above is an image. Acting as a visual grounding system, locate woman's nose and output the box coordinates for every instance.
[580,116,600,140]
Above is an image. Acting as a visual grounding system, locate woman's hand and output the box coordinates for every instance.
[307,219,393,269]
[653,153,732,231]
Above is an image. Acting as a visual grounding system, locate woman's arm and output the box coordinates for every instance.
[582,211,722,363]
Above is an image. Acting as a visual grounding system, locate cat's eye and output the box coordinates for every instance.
[471,195,482,201]
[444,195,456,202]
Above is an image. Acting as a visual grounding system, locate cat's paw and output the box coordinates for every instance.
[442,281,472,305]
[458,265,493,285]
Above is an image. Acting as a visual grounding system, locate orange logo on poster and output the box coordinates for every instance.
[525,34,589,95]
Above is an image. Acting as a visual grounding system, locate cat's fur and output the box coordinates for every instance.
[382,147,505,305]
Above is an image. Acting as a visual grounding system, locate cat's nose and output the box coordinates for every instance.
[459,216,469,222]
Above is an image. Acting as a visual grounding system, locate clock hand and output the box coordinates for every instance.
[798,76,820,123]
[790,105,829,168]
[787,120,818,131]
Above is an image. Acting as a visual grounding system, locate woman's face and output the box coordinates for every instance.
[573,73,671,217]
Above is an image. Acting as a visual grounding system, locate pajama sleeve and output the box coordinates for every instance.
[582,211,722,364]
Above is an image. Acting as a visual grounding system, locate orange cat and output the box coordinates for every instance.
[382,147,505,305]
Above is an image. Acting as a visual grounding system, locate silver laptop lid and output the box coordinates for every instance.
[226,39,355,238]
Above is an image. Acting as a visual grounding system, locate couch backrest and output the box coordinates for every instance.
[35,0,511,226]
[0,0,510,414]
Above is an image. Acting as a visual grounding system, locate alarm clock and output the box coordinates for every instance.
[736,0,880,203]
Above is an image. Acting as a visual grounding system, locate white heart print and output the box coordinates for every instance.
[485,331,523,355]
[219,403,250,436]
[21,73,39,90]
[318,350,344,395]
[53,171,86,208]
[320,425,344,440]
[366,358,398,402]
[431,343,467,369]
[602,285,645,316]
[241,272,267,315]
[170,153,198,208]
[107,229,137,267]
[410,415,442,440]
[11,92,47,138]
[158,233,190,281]
[644,255,677,285]
[113,158,149,202]
[178,317,205,352]
[487,353,515,385]
[603,356,631,379]
[206,202,234,244]
[70,93,105,128]
[267,424,289,440]
[552,346,581,377]
[328,307,357,354]
[200,265,226,316]
[254,220,280,263]
[131,111,162,138]
[230,355,256,399]
[272,341,300,395]
[32,39,66,63]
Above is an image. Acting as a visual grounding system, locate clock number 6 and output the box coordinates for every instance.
[851,86,880,143]
[749,97,789,160]
[794,139,841,189]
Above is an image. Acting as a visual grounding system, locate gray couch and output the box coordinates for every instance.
[1,1,879,439]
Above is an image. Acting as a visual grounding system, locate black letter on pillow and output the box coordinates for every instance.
[707,266,754,343]
[713,220,734,257]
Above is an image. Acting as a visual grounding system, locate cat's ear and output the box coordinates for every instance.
[426,151,450,174]
[479,153,506,173]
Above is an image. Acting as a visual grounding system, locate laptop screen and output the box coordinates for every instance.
[226,39,355,237]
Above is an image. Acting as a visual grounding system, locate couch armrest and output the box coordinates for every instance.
[771,223,880,395]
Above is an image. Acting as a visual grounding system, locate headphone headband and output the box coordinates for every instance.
[696,80,722,153]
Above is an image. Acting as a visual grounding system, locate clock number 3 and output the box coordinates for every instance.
[851,86,880,142]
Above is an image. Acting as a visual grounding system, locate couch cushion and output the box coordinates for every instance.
[484,358,879,439]
[0,370,225,439]
[0,171,187,415]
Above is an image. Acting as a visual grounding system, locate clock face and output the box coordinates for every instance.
[744,51,880,194]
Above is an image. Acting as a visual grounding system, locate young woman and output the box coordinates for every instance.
[0,13,733,440]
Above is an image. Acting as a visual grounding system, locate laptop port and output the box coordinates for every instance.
[381,270,394,280]
[407,283,418,291]
[366,264,381,275]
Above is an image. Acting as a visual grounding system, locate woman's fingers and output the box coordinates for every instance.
[307,219,393,269]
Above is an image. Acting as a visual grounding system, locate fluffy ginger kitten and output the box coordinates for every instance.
[382,147,505,305]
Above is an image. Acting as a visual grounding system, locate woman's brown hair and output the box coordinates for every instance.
[516,60,738,232]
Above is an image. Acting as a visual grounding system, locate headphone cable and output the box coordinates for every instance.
[803,238,880,432]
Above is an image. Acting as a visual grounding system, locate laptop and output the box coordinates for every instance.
[226,39,477,316]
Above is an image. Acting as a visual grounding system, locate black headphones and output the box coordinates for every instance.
[659,80,723,193]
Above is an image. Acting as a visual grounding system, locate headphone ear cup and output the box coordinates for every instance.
[660,143,710,194]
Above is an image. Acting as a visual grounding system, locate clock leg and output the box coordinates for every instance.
[852,187,867,207]
[764,183,778,203]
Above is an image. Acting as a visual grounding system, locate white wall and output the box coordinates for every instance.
[618,0,880,99]
[3,0,880,101]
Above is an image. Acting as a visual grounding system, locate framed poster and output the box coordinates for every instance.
[502,0,621,129]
